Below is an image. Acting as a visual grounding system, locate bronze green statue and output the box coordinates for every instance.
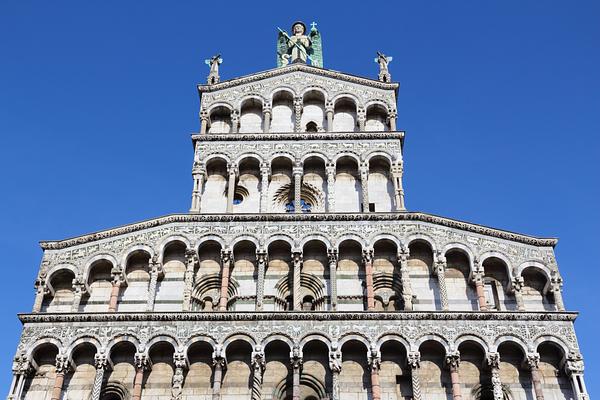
[277,21,323,68]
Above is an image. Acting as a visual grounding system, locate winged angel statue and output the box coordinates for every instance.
[277,21,323,68]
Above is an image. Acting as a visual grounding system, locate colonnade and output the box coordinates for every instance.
[190,156,406,214]
[10,339,588,400]
[199,95,398,135]
[34,241,566,314]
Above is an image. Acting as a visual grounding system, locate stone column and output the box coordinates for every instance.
[183,249,198,311]
[190,162,206,213]
[328,249,338,311]
[325,101,334,132]
[388,109,397,131]
[200,109,209,134]
[292,251,303,311]
[290,346,303,400]
[32,276,48,313]
[172,351,186,400]
[390,161,406,211]
[91,352,108,400]
[359,162,370,212]
[260,162,270,213]
[146,256,162,312]
[368,348,381,400]
[329,348,342,400]
[108,266,124,312]
[132,353,149,400]
[407,351,422,400]
[262,103,272,133]
[486,352,503,400]
[255,249,267,311]
[251,346,265,400]
[398,248,414,310]
[226,164,238,214]
[293,162,303,214]
[472,260,488,311]
[550,271,565,311]
[565,352,588,400]
[71,274,86,312]
[357,106,366,131]
[446,351,462,400]
[511,276,525,311]
[325,161,336,212]
[219,249,232,311]
[363,249,375,311]
[7,355,30,400]
[293,96,303,132]
[526,353,544,400]
[212,346,226,400]
[434,253,449,311]
[50,354,69,400]
[231,109,239,134]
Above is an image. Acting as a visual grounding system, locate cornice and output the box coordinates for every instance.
[197,64,399,93]
[191,131,405,143]
[39,212,559,251]
[19,311,577,324]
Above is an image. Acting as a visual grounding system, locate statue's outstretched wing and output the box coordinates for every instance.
[277,31,288,68]
[309,26,323,68]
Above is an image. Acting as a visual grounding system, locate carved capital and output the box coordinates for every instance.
[565,352,584,375]
[511,276,524,291]
[134,352,150,371]
[525,353,540,370]
[486,352,500,369]
[292,251,303,264]
[173,351,187,370]
[200,109,209,121]
[251,345,266,371]
[185,249,198,266]
[192,161,207,176]
[445,351,460,371]
[94,352,108,370]
[221,249,232,264]
[327,248,338,264]
[329,349,342,373]
[55,354,70,374]
[290,345,303,370]
[407,351,421,369]
[362,248,374,264]
[368,348,381,371]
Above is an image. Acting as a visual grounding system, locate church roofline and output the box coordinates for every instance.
[197,63,399,94]
[39,212,558,250]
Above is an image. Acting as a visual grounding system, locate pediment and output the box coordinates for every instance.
[198,64,399,112]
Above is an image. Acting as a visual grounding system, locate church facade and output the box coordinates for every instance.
[7,22,588,400]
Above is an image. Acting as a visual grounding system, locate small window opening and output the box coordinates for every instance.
[305,121,318,132]
[369,203,376,212]
[233,193,243,205]
[285,199,312,213]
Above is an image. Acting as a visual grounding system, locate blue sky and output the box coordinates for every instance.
[0,1,598,396]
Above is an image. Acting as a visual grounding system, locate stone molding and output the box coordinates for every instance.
[39,212,558,251]
[193,136,403,166]
[191,131,405,142]
[197,64,398,93]
[19,311,578,324]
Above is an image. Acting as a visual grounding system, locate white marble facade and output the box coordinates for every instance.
[7,62,587,400]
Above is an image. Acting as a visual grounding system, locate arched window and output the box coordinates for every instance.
[305,121,318,132]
